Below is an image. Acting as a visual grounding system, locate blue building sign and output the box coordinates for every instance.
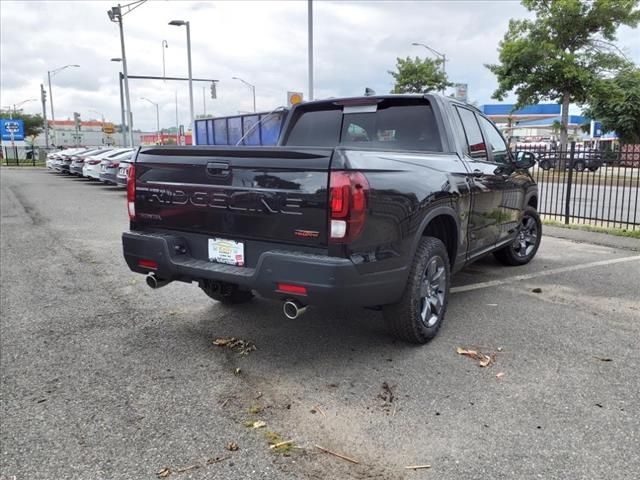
[1,119,25,141]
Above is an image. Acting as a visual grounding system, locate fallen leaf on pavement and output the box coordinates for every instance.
[213,337,256,355]
[156,467,171,478]
[233,368,241,375]
[252,420,267,429]
[456,347,495,367]
[496,372,505,380]
[532,288,542,293]
[226,441,239,451]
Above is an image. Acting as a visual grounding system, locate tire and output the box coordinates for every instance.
[588,166,599,172]
[383,237,450,344]
[493,207,542,266]
[574,161,585,172]
[200,280,254,304]
[539,160,551,171]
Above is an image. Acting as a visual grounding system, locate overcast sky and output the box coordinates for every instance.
[1,0,638,132]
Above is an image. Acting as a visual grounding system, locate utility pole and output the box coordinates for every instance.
[108,1,147,147]
[118,72,127,146]
[40,85,49,148]
[202,87,206,116]
[175,89,179,145]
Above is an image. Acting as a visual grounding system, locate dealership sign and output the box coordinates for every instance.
[1,119,25,141]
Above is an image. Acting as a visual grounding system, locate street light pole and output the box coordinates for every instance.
[111,58,128,147]
[411,42,447,94]
[308,0,314,100]
[162,40,168,80]
[47,64,79,146]
[169,20,194,136]
[141,97,160,145]
[232,76,256,113]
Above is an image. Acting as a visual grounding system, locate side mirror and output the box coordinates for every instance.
[514,151,536,169]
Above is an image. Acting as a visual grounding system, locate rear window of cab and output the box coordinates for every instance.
[284,99,442,152]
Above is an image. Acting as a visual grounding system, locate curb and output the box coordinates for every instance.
[544,225,640,252]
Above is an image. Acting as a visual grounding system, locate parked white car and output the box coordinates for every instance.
[82,148,133,180]
[47,148,84,169]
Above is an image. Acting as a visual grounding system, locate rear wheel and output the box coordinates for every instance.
[539,160,551,170]
[574,161,585,172]
[383,237,450,344]
[493,207,541,266]
[200,280,254,304]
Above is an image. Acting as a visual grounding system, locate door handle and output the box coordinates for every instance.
[206,161,230,176]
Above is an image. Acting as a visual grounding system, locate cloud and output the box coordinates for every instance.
[1,0,638,131]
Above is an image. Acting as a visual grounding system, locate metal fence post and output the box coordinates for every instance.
[564,141,576,224]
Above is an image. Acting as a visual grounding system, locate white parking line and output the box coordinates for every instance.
[451,255,640,294]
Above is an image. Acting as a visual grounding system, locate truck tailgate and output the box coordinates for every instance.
[133,146,333,247]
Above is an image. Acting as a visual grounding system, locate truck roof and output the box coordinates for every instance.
[294,93,480,112]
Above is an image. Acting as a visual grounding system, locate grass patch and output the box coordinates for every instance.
[543,219,640,239]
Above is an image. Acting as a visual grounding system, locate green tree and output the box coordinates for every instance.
[583,66,640,144]
[389,56,451,94]
[486,0,640,148]
[0,110,45,139]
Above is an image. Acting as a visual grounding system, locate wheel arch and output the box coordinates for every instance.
[411,206,461,268]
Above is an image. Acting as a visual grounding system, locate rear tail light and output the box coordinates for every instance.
[127,164,136,220]
[111,162,119,168]
[329,171,369,243]
[138,259,157,269]
[277,283,308,295]
[88,159,101,165]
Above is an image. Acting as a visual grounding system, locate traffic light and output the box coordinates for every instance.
[210,81,217,99]
[73,112,81,131]
[41,85,47,103]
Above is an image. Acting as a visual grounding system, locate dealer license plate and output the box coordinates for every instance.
[208,238,245,266]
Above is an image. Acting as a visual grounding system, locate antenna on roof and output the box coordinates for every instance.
[364,87,376,96]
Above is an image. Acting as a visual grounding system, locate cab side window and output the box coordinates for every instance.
[455,106,487,161]
[478,115,510,164]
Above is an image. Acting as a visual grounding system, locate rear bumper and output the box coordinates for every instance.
[100,171,118,184]
[122,231,407,308]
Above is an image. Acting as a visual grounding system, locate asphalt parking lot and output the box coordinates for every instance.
[2,168,639,480]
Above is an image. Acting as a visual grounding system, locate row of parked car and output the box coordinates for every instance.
[46,147,134,186]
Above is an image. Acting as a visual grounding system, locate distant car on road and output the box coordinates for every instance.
[537,150,603,172]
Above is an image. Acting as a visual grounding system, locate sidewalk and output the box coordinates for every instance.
[544,224,640,251]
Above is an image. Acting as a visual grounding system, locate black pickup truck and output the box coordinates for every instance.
[122,94,540,344]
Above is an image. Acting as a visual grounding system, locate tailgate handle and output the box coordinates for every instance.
[206,162,230,176]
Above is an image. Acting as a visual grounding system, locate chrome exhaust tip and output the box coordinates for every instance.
[145,273,170,289]
[283,299,307,319]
